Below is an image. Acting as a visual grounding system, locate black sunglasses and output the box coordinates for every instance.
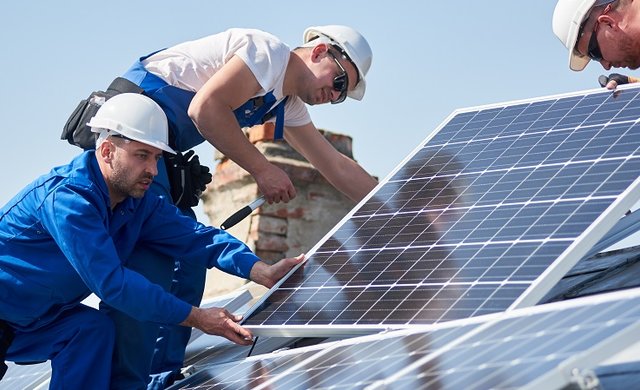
[586,3,613,61]
[326,50,349,104]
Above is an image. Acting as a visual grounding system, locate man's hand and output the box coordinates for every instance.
[599,73,640,90]
[249,254,305,288]
[254,163,296,204]
[180,306,254,345]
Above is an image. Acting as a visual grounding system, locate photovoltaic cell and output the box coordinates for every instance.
[243,87,640,336]
[170,288,640,390]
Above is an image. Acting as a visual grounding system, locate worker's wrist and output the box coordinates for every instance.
[180,306,200,328]
[249,261,270,286]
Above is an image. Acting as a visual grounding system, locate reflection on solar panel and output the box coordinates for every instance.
[0,361,50,390]
[244,86,640,336]
[170,288,640,390]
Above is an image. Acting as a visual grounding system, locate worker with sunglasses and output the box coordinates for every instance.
[62,25,377,389]
[553,0,640,78]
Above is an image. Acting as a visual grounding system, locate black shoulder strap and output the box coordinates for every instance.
[107,77,144,95]
[0,320,14,380]
[272,96,288,140]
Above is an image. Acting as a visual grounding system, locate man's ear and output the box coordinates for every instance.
[310,43,329,61]
[599,14,618,30]
[98,139,115,163]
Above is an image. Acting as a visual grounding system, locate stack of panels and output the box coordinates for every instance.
[169,320,480,389]
[243,87,640,334]
[170,288,640,390]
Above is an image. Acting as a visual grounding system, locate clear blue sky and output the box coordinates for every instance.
[0,1,615,224]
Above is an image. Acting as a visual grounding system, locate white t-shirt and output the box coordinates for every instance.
[142,28,311,127]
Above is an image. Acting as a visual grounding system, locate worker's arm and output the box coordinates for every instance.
[599,73,640,90]
[179,254,305,345]
[188,55,295,204]
[284,122,378,202]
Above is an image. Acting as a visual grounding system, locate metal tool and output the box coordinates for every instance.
[220,196,265,230]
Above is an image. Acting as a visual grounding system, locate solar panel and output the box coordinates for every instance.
[167,319,483,389]
[169,288,640,390]
[370,287,640,390]
[243,86,640,337]
[0,361,50,390]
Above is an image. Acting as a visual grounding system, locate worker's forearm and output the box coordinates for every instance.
[191,106,271,176]
[330,158,378,202]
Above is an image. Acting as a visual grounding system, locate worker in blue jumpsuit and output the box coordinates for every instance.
[0,93,303,389]
[58,26,378,389]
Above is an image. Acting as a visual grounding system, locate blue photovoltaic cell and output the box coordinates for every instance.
[244,87,640,334]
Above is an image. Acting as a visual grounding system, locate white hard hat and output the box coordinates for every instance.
[552,0,616,71]
[88,93,176,154]
[303,25,372,100]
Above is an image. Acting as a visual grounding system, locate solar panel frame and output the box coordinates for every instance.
[243,85,640,338]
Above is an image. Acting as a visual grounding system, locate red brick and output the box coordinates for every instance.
[255,250,286,265]
[248,123,276,144]
[212,160,253,189]
[261,206,305,219]
[252,215,288,235]
[254,233,289,252]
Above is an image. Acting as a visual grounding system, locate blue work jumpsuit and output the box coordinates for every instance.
[0,151,259,389]
[114,55,287,389]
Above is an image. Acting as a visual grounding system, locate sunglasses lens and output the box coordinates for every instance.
[328,50,349,104]
[333,74,347,93]
[331,76,347,104]
[588,32,603,61]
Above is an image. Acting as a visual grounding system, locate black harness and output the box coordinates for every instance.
[0,319,14,379]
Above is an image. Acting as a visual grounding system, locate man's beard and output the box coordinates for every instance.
[619,33,640,69]
[111,159,152,200]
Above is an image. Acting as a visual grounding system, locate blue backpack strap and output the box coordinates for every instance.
[233,92,288,140]
[122,50,169,90]
[122,52,203,150]
[272,96,288,140]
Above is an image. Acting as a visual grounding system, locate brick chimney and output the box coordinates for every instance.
[201,123,359,298]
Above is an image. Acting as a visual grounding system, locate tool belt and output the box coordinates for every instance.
[164,150,212,209]
[61,77,144,150]
[0,319,14,380]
